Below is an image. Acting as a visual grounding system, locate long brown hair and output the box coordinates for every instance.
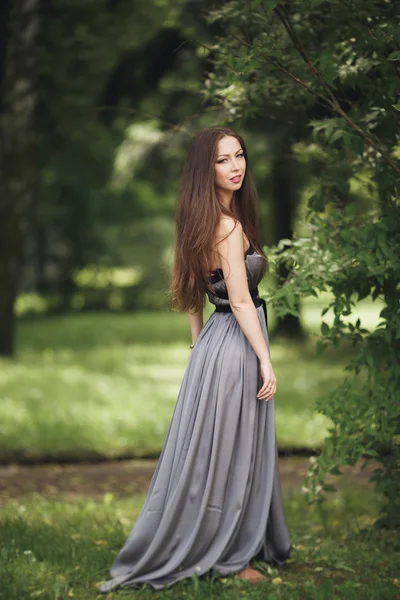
[168,126,268,314]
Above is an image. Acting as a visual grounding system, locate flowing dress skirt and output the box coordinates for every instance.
[99,303,292,592]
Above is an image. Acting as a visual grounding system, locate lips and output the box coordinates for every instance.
[230,175,242,183]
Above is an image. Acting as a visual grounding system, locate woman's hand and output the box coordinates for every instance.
[257,359,277,401]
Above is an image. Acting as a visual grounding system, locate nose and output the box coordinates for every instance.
[231,158,240,171]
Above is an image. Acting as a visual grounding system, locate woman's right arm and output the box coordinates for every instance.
[216,217,276,401]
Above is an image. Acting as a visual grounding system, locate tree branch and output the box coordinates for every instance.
[272,5,400,176]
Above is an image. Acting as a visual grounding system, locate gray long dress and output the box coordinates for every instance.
[99,245,292,593]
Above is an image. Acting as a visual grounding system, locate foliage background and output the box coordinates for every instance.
[0,0,399,528]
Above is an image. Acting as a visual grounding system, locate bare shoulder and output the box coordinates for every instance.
[215,216,243,241]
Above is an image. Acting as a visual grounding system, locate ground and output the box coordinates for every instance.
[2,457,399,599]
[0,455,377,503]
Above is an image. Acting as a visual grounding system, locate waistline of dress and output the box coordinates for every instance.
[213,287,268,328]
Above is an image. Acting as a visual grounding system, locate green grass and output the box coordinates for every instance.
[1,487,399,599]
[0,296,384,462]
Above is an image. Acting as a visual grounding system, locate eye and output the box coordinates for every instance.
[236,152,244,158]
[216,158,227,164]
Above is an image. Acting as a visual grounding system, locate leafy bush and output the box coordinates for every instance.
[265,200,400,528]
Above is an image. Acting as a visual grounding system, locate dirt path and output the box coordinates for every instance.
[0,456,378,504]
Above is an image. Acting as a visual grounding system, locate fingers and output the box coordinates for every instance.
[257,380,277,401]
[257,386,275,401]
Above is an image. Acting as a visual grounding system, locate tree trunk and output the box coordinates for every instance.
[0,0,38,356]
[271,146,305,339]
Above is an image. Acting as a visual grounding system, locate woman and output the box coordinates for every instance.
[99,126,292,593]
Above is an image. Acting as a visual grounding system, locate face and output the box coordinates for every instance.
[214,135,246,194]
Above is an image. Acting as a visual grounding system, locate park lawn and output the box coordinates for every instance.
[0,296,382,463]
[1,487,399,599]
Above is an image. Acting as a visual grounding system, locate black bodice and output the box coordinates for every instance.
[206,245,267,308]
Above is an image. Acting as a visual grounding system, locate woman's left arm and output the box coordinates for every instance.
[188,309,203,346]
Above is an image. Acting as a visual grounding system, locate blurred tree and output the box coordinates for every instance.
[30,0,173,301]
[1,0,305,347]
[25,0,210,310]
[0,0,39,356]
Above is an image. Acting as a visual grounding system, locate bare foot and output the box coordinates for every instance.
[237,566,267,583]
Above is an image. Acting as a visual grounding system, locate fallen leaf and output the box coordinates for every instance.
[292,544,305,551]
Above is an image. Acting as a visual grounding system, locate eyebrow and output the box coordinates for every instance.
[217,149,244,158]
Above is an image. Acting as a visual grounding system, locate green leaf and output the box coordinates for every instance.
[322,483,337,492]
[388,51,400,61]
[329,466,342,476]
[364,352,374,369]
[321,321,330,336]
[319,50,334,72]
[392,103,400,111]
[285,286,296,310]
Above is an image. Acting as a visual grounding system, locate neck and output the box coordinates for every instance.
[217,189,234,210]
